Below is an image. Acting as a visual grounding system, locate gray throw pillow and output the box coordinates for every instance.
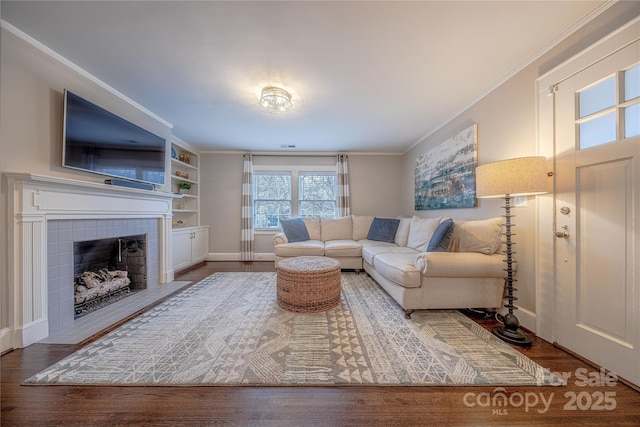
[427,218,454,252]
[367,217,400,243]
[280,218,310,243]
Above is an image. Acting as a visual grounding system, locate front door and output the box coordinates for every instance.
[553,40,640,386]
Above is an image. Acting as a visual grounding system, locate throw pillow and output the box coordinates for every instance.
[279,218,310,243]
[394,217,412,247]
[351,215,375,240]
[320,216,352,241]
[449,217,503,254]
[407,216,443,252]
[427,218,454,252]
[367,217,400,243]
[303,217,321,240]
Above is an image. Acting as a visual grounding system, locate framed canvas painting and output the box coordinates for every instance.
[414,124,477,210]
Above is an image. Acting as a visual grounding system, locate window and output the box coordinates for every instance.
[576,63,640,149]
[254,167,337,229]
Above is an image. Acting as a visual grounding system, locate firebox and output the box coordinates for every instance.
[73,234,147,318]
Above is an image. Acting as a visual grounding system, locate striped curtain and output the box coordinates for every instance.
[240,154,254,261]
[337,154,351,217]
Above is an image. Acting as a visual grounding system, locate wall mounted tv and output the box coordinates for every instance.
[63,90,166,186]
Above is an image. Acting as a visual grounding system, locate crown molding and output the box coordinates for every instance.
[1,19,173,129]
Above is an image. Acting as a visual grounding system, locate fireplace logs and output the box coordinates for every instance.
[74,268,131,318]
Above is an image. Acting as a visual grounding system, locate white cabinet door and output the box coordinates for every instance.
[172,229,193,271]
[191,227,209,264]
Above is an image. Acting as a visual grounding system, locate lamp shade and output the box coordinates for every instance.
[475,156,548,198]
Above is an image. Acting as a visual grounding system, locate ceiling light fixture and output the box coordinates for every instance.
[259,86,292,113]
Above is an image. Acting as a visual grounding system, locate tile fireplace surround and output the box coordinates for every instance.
[4,173,179,350]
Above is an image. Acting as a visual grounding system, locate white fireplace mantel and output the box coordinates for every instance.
[4,172,180,349]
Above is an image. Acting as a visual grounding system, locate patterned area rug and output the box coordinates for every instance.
[25,272,560,386]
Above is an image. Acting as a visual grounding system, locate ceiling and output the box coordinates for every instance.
[1,1,607,153]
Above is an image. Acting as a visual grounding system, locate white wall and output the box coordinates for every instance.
[199,152,403,258]
[0,27,173,347]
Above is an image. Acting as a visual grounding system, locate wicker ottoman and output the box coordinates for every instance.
[277,256,342,313]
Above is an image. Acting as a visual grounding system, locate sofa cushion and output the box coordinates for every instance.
[273,240,325,257]
[321,216,352,241]
[280,218,310,242]
[324,240,363,257]
[362,246,419,266]
[373,254,421,288]
[352,215,375,240]
[394,217,411,247]
[359,239,398,248]
[407,216,443,252]
[449,217,503,255]
[367,217,400,243]
[303,217,321,241]
[427,218,454,252]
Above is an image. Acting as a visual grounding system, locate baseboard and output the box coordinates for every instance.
[14,318,49,348]
[515,305,536,334]
[206,253,276,262]
[0,327,13,354]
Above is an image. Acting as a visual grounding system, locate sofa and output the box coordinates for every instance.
[273,215,510,318]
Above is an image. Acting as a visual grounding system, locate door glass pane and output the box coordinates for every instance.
[579,112,616,149]
[624,64,640,101]
[579,77,615,118]
[625,103,640,138]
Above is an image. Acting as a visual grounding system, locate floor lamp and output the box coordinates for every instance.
[475,156,548,347]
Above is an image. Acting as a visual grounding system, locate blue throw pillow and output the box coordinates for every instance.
[367,217,400,243]
[280,218,310,243]
[427,219,454,252]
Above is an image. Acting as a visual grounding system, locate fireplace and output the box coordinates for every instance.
[73,234,147,318]
[47,219,160,332]
[5,173,177,350]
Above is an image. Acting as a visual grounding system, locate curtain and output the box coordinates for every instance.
[337,154,351,217]
[240,153,254,261]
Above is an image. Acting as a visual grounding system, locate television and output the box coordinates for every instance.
[63,90,166,186]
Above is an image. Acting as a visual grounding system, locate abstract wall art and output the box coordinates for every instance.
[414,124,477,210]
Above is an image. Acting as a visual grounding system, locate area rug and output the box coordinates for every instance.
[25,272,560,386]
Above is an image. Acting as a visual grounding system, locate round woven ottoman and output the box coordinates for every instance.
[277,256,342,313]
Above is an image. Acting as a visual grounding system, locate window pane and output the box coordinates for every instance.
[624,64,640,102]
[579,77,615,118]
[254,173,291,228]
[299,173,337,218]
[299,174,336,199]
[299,201,336,218]
[625,103,640,138]
[579,112,616,149]
[254,201,291,228]
[254,173,291,199]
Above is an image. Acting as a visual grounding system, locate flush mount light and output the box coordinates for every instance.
[259,86,292,113]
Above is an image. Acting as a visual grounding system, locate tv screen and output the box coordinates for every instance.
[63,90,166,186]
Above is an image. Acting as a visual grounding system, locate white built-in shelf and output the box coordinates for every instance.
[170,137,200,229]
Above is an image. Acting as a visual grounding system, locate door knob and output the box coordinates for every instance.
[555,225,570,239]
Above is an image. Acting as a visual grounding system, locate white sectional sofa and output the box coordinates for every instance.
[273,215,509,318]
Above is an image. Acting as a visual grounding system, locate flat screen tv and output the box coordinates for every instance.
[63,90,166,186]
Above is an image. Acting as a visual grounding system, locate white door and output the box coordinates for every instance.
[554,40,640,386]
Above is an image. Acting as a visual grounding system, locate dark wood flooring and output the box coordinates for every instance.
[2,262,639,426]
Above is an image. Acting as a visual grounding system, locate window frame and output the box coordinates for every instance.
[253,164,338,231]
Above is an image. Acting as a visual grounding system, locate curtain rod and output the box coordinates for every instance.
[247,153,345,158]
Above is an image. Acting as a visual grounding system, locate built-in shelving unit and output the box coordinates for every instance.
[169,136,209,272]
[170,137,200,228]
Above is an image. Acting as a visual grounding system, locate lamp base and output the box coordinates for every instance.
[492,325,532,346]
[492,313,532,346]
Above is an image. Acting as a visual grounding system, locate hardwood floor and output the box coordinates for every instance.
[2,262,639,426]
